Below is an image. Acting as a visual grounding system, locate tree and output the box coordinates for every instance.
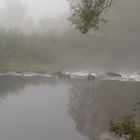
[68,0,114,34]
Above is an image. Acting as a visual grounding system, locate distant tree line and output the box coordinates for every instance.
[0,28,99,70]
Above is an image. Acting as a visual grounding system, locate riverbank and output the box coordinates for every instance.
[0,70,140,82]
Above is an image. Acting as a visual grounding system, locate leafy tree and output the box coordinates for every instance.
[68,0,114,34]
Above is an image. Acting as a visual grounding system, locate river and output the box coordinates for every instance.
[0,75,140,140]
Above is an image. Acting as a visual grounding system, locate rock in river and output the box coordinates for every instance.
[106,72,121,77]
[51,70,70,79]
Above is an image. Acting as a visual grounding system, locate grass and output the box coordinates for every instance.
[110,102,140,140]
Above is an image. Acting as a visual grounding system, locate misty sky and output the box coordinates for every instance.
[0,0,69,18]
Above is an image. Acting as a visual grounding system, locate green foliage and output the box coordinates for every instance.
[110,108,140,140]
[68,0,114,34]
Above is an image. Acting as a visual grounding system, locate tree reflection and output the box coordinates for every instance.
[0,76,58,99]
[68,80,140,140]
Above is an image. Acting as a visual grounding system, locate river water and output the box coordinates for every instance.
[0,75,140,140]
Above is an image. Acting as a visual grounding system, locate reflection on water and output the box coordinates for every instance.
[0,76,140,140]
[68,80,140,140]
[0,75,58,98]
[0,76,87,140]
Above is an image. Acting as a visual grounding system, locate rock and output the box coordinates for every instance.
[0,69,11,74]
[88,74,96,80]
[33,70,47,74]
[16,70,24,74]
[51,70,70,79]
[106,72,121,77]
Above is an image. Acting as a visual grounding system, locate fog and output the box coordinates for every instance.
[23,0,69,18]
[0,0,140,72]
[0,1,140,139]
[0,0,69,18]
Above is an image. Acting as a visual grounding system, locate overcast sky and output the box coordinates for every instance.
[0,0,70,18]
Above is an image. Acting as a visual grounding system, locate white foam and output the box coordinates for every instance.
[69,71,89,76]
[1,71,140,81]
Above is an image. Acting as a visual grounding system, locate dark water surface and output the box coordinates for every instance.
[0,76,140,140]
